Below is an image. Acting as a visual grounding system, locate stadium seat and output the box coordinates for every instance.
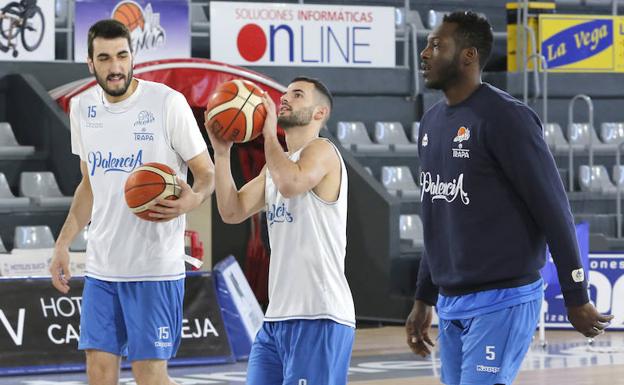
[543,123,569,153]
[19,172,73,208]
[0,236,6,253]
[374,122,418,153]
[14,226,55,249]
[0,122,35,157]
[567,123,613,152]
[600,122,624,147]
[427,10,449,29]
[400,214,424,249]
[381,166,420,198]
[579,165,617,194]
[69,226,88,252]
[0,172,29,211]
[336,121,390,153]
[411,122,420,143]
[613,165,624,189]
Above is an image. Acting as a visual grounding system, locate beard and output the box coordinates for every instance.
[94,66,134,97]
[277,106,315,129]
[424,55,461,91]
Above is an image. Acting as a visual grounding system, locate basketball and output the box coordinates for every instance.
[124,162,180,221]
[112,2,145,32]
[205,79,267,143]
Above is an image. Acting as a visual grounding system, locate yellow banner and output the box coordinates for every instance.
[538,14,624,72]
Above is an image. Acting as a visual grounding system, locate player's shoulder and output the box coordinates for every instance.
[479,83,530,113]
[144,80,190,108]
[72,86,99,106]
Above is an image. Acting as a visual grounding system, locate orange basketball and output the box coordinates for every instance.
[205,79,267,143]
[124,162,180,221]
[112,2,145,31]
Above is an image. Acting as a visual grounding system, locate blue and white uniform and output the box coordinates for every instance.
[246,139,355,385]
[414,84,588,385]
[70,79,206,360]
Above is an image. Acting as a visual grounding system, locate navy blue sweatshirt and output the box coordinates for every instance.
[414,83,589,307]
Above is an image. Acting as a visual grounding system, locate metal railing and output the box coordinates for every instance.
[526,53,548,126]
[567,94,595,192]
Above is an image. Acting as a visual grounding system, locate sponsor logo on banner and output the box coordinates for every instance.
[544,254,624,329]
[112,1,166,56]
[0,274,233,374]
[0,0,55,61]
[210,1,395,67]
[74,0,190,63]
[538,14,624,72]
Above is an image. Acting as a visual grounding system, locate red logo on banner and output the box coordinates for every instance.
[237,24,267,62]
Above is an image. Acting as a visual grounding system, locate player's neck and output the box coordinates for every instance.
[443,74,482,106]
[285,125,319,153]
[104,78,138,104]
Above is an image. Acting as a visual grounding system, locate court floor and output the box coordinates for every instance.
[2,327,624,385]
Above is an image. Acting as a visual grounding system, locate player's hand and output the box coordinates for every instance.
[204,110,233,155]
[405,300,435,357]
[150,177,201,221]
[261,92,278,139]
[567,302,614,338]
[49,246,71,294]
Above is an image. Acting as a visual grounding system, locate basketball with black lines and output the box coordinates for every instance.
[124,162,181,221]
[205,79,267,143]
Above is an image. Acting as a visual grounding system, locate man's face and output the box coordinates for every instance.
[88,37,133,98]
[420,22,462,90]
[277,81,318,129]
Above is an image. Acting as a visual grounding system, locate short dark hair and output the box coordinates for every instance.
[443,11,493,69]
[87,19,132,59]
[290,76,333,109]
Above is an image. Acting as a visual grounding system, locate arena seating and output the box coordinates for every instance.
[13,225,55,249]
[20,171,73,209]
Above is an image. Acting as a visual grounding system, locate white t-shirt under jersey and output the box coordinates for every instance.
[70,79,207,281]
[264,139,356,328]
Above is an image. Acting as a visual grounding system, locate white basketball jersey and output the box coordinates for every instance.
[70,79,207,281]
[264,139,355,328]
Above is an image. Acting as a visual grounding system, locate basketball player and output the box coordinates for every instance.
[206,77,355,385]
[49,20,214,385]
[405,11,613,385]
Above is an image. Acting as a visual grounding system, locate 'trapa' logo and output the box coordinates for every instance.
[453,126,470,158]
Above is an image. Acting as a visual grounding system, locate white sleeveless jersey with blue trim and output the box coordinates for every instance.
[70,79,207,281]
[264,139,355,328]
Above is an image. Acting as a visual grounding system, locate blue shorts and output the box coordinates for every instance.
[246,319,355,385]
[438,298,541,385]
[78,276,184,362]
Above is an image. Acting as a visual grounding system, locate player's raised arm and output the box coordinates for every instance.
[205,113,266,224]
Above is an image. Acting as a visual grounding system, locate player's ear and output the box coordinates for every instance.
[314,105,329,122]
[87,57,95,74]
[463,47,478,66]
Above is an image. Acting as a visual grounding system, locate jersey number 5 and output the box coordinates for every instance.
[486,345,496,361]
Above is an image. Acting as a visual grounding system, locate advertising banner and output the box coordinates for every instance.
[214,256,263,360]
[0,274,233,375]
[539,14,624,72]
[74,0,190,63]
[544,254,624,330]
[210,1,395,67]
[0,0,54,61]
